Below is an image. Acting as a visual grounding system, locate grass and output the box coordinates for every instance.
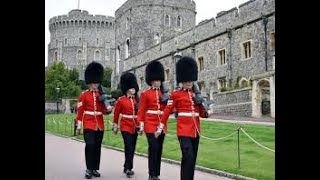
[45,114,275,180]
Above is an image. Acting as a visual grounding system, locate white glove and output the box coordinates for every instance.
[154,123,164,138]
[112,123,119,134]
[138,122,144,135]
[76,120,82,130]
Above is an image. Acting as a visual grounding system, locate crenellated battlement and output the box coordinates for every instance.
[49,9,115,32]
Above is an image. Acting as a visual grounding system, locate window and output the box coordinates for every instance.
[218,77,227,91]
[94,50,100,61]
[96,38,99,45]
[126,17,130,30]
[165,15,170,26]
[54,51,58,61]
[64,38,67,46]
[242,41,252,59]
[125,39,130,59]
[140,77,144,89]
[177,16,182,27]
[165,69,170,81]
[77,50,82,60]
[270,32,275,50]
[198,57,204,71]
[218,49,226,65]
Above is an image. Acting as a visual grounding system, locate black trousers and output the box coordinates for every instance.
[146,133,165,177]
[83,129,104,170]
[121,131,138,170]
[178,135,200,180]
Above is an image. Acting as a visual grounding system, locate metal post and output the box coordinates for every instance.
[237,127,241,169]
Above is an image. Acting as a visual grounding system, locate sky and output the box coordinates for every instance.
[45,0,249,67]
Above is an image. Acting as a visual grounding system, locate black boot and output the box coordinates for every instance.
[148,176,158,180]
[126,169,134,178]
[92,170,101,177]
[85,169,93,179]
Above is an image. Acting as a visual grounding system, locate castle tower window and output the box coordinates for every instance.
[165,15,170,26]
[88,21,91,27]
[218,49,226,66]
[94,50,101,61]
[218,77,227,91]
[54,51,58,61]
[198,56,204,71]
[64,38,67,46]
[67,21,69,27]
[75,20,78,26]
[126,17,130,30]
[77,50,82,60]
[97,38,99,45]
[101,21,105,27]
[270,32,275,50]
[63,21,66,27]
[71,20,74,26]
[177,16,182,27]
[79,21,82,26]
[97,21,100,27]
[165,69,170,81]
[93,21,96,27]
[125,39,130,59]
[242,40,252,59]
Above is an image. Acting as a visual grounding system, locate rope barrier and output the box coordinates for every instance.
[201,131,238,141]
[240,128,275,153]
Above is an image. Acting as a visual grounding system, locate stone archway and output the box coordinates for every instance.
[252,79,271,118]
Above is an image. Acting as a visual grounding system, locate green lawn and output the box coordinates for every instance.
[45,114,275,180]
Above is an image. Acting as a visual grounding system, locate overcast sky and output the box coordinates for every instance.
[45,0,248,66]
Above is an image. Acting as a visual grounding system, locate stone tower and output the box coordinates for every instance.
[113,0,196,85]
[48,9,115,80]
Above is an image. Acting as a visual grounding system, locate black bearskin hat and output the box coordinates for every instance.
[120,72,139,95]
[145,61,164,86]
[85,61,104,84]
[176,56,198,83]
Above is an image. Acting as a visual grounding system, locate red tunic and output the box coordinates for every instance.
[137,88,167,133]
[76,90,108,131]
[160,89,207,138]
[113,96,138,134]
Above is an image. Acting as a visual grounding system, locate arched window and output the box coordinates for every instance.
[177,16,182,27]
[125,39,130,59]
[94,50,101,61]
[77,50,82,61]
[165,15,170,26]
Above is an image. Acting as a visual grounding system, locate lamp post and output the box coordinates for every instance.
[56,87,60,113]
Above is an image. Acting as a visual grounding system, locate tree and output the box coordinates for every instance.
[45,62,82,100]
[102,66,112,88]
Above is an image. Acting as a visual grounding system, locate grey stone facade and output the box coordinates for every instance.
[47,0,275,117]
[48,9,115,80]
[115,0,275,117]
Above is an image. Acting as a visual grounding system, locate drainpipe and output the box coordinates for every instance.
[262,15,269,72]
[227,28,232,87]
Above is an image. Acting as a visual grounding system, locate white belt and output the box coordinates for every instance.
[84,111,102,115]
[146,110,163,115]
[178,112,199,117]
[121,114,137,118]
